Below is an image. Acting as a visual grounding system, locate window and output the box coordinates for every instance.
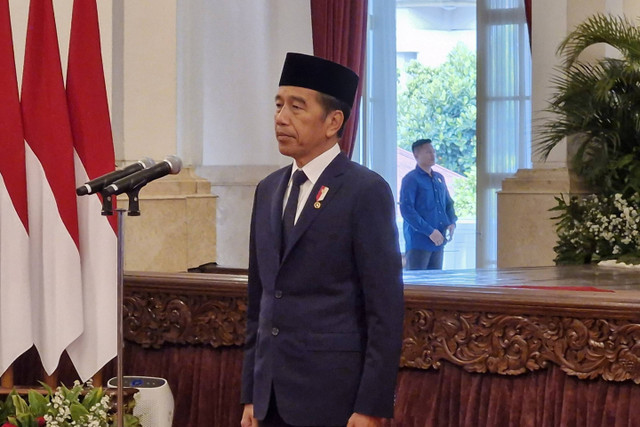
[356,0,531,269]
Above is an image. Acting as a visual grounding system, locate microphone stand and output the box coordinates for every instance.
[79,157,184,426]
[115,207,125,427]
[101,188,141,427]
[84,157,182,426]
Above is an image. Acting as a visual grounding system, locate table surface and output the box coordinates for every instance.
[403,265,640,291]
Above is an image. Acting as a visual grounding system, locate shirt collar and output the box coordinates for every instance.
[290,144,341,185]
[416,165,435,177]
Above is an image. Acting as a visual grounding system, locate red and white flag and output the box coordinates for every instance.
[65,0,118,381]
[0,0,32,376]
[21,0,83,376]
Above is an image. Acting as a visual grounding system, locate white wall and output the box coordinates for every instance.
[177,0,314,267]
[178,0,313,168]
[531,0,568,168]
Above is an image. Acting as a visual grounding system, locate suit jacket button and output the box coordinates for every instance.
[271,327,279,336]
[275,290,283,299]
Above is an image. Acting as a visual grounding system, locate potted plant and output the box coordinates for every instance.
[536,13,640,264]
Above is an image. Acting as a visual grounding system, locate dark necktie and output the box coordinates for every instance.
[282,169,308,253]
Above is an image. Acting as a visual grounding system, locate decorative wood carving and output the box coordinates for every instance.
[123,292,247,348]
[123,271,248,349]
[123,268,640,383]
[401,308,640,383]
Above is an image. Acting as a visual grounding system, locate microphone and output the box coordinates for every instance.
[102,155,182,196]
[76,158,155,196]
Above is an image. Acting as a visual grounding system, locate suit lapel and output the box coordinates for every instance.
[281,153,349,261]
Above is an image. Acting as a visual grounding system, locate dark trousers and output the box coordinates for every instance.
[405,248,444,270]
[259,387,346,427]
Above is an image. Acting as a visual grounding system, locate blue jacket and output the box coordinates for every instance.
[241,153,404,426]
[400,166,457,252]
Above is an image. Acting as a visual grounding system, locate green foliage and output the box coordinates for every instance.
[452,165,476,218]
[0,391,17,422]
[537,13,640,198]
[26,391,48,418]
[0,390,45,427]
[397,43,477,176]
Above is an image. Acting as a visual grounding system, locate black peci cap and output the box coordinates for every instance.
[279,52,359,108]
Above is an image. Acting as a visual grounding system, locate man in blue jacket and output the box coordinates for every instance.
[240,53,404,427]
[400,139,457,270]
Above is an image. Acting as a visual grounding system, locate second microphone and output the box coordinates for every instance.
[102,155,183,196]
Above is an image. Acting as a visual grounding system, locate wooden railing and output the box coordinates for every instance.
[5,265,640,386]
[121,267,640,383]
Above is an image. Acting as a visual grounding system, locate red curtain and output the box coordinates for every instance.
[310,0,368,158]
[384,364,640,427]
[525,0,532,48]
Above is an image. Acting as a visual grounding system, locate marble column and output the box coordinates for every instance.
[118,168,216,272]
[497,169,589,268]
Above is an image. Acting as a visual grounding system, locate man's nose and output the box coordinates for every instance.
[275,107,289,124]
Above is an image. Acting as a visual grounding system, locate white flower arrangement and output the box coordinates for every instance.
[0,380,140,427]
[43,381,110,427]
[551,193,640,264]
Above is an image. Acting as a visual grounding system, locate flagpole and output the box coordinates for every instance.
[116,207,125,427]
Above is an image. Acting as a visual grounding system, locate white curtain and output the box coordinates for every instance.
[476,0,531,268]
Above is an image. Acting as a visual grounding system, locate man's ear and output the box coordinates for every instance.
[325,110,344,139]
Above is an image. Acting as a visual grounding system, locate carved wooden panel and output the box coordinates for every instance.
[123,291,247,349]
[123,269,640,383]
[401,308,640,383]
[123,272,247,348]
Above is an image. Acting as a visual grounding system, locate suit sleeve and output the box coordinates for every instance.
[240,185,262,404]
[351,175,404,418]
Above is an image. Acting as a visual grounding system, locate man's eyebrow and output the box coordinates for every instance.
[274,94,307,106]
[290,95,307,105]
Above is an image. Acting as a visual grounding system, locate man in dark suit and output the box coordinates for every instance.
[241,53,404,427]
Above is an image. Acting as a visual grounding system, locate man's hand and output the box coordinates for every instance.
[347,412,383,427]
[446,223,456,241]
[241,404,258,427]
[429,229,445,246]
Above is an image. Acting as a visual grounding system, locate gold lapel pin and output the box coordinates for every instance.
[314,186,329,209]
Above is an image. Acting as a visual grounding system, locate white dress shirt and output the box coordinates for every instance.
[282,144,341,224]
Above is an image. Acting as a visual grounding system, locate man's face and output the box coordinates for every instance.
[414,143,436,168]
[274,86,337,166]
